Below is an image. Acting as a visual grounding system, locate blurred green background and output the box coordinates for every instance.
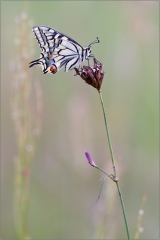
[1,1,159,239]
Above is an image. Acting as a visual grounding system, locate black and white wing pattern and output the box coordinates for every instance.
[29,26,99,74]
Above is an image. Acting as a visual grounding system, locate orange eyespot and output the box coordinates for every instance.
[50,65,57,74]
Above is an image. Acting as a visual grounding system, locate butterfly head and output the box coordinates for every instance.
[87,46,92,54]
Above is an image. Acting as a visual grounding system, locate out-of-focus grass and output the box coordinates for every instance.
[8,10,43,239]
[1,1,159,239]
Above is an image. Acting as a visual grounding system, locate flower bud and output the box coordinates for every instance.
[85,151,97,167]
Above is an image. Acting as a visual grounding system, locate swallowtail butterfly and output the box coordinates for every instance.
[29,25,99,74]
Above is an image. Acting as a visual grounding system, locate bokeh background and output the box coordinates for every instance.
[1,1,159,239]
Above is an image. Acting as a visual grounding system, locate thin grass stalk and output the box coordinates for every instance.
[10,12,43,239]
[134,195,147,239]
[98,90,131,240]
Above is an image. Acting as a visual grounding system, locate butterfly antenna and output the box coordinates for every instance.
[89,37,100,46]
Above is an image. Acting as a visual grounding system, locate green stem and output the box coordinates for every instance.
[98,90,131,240]
[96,166,113,180]
[98,90,115,166]
[116,181,131,239]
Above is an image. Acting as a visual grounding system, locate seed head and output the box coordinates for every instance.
[75,58,104,90]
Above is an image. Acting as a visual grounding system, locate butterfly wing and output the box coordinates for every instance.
[29,26,84,74]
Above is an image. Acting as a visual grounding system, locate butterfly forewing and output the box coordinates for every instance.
[29,25,92,74]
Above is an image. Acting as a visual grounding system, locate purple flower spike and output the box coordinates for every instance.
[85,151,97,167]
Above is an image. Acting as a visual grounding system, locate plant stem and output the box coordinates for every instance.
[98,90,115,167]
[116,181,131,240]
[98,90,131,240]
[96,166,113,180]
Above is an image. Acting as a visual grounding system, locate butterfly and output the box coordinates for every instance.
[29,25,99,74]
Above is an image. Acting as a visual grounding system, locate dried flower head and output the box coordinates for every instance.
[75,58,104,90]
